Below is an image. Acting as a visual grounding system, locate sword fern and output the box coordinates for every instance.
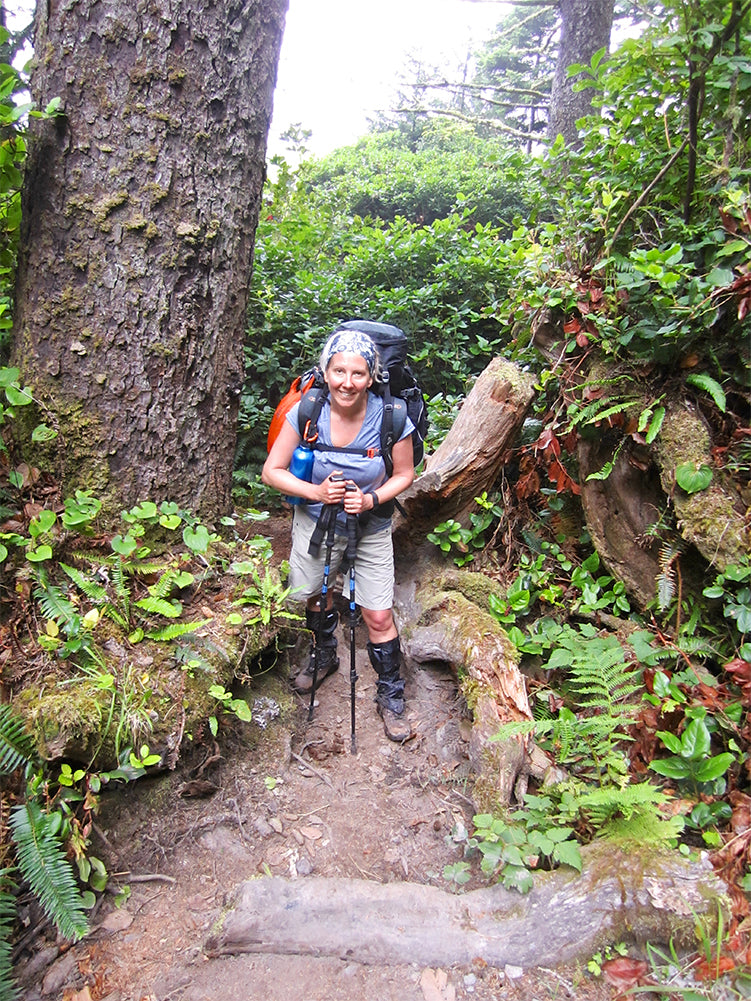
[0,871,17,1001]
[0,705,35,775]
[9,801,88,944]
[1,705,90,995]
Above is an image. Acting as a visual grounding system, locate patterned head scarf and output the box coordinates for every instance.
[319,329,379,377]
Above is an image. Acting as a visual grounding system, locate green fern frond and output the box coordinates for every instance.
[491,720,536,743]
[112,559,128,599]
[685,373,726,413]
[33,580,76,626]
[0,705,36,775]
[565,638,641,710]
[530,711,579,761]
[657,542,678,610]
[532,701,554,722]
[567,397,614,428]
[135,596,181,618]
[553,713,578,761]
[560,781,683,843]
[59,563,107,602]
[601,810,684,845]
[573,781,667,825]
[70,548,109,564]
[676,633,724,660]
[130,560,170,577]
[10,801,88,943]
[0,870,18,1001]
[147,571,177,600]
[102,605,129,629]
[609,253,636,275]
[145,619,210,642]
[568,395,640,430]
[657,571,675,610]
[544,632,641,782]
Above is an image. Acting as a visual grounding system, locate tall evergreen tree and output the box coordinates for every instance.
[12,0,288,519]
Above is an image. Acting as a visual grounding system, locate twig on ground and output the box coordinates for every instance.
[228,797,248,843]
[126,873,177,885]
[192,739,222,778]
[290,751,334,789]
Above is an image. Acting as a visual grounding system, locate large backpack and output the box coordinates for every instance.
[267,320,429,477]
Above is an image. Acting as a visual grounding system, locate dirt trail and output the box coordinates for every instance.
[17,611,614,1001]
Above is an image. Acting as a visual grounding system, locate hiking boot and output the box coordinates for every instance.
[377,703,412,743]
[292,607,339,694]
[367,636,412,743]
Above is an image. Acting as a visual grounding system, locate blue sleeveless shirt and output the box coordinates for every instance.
[286,391,414,535]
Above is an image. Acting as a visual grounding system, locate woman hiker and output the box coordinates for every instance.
[262,327,415,742]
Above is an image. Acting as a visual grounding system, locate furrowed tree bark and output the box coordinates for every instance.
[12,0,288,519]
[547,0,614,146]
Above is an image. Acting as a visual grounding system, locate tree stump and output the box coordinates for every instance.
[389,358,541,806]
[394,561,551,808]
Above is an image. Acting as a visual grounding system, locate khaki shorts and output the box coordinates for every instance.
[287,508,394,611]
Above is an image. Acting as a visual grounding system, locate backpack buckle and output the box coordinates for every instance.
[366,447,379,458]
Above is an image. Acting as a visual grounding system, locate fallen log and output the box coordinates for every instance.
[386,357,539,806]
[205,842,728,969]
[394,356,536,541]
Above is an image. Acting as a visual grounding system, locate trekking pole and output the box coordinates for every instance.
[308,500,339,723]
[345,502,359,754]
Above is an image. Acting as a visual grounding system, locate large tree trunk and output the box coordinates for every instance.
[548,0,614,145]
[12,0,288,519]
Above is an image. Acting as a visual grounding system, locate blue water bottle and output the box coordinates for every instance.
[286,443,314,505]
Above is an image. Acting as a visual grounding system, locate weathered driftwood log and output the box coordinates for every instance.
[394,357,536,541]
[205,842,729,969]
[394,563,550,808]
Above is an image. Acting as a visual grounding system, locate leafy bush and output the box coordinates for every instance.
[300,121,532,228]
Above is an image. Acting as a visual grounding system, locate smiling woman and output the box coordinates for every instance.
[269,0,504,156]
[262,323,416,742]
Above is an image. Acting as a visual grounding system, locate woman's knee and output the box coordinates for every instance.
[361,607,395,638]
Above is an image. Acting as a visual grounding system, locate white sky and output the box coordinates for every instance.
[6,0,507,158]
[269,0,506,156]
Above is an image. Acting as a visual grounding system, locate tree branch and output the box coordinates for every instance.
[409,79,549,101]
[390,106,542,143]
[607,136,689,251]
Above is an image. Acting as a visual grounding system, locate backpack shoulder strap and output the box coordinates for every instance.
[380,379,407,477]
[298,385,328,444]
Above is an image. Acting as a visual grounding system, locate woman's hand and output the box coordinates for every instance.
[317,472,347,506]
[341,482,370,515]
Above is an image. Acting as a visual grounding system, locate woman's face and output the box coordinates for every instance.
[324,352,373,410]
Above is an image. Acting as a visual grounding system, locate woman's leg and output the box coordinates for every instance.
[287,510,345,693]
[359,606,396,643]
[361,607,411,743]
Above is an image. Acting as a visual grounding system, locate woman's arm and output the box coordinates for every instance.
[261,420,347,507]
[342,434,415,515]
